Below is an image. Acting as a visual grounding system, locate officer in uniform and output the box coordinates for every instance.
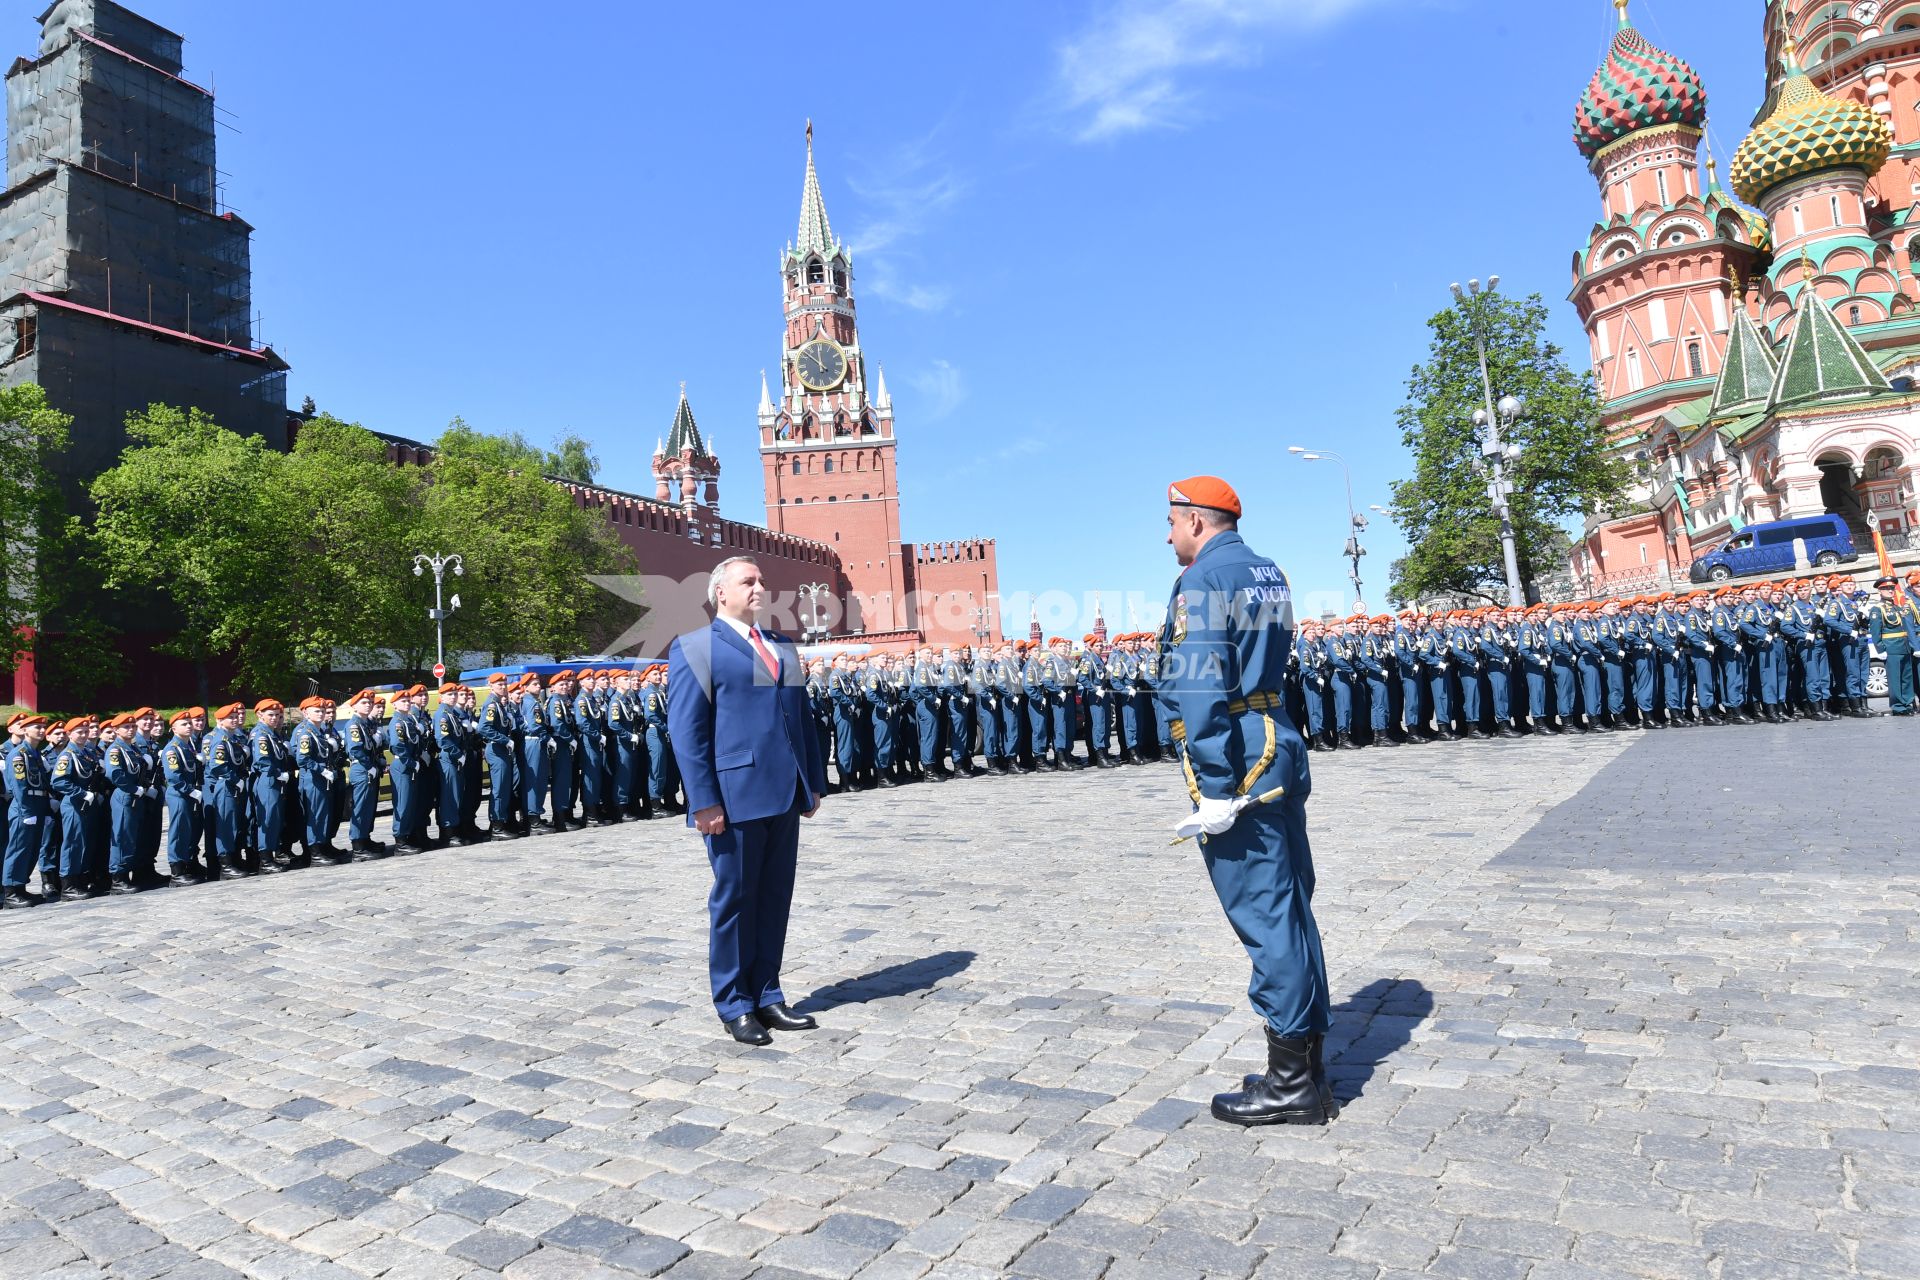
[480,676,523,834]
[336,690,384,861]
[287,698,333,862]
[1739,586,1783,721]
[643,665,681,812]
[200,703,248,878]
[1041,636,1079,769]
[1680,593,1720,724]
[1158,476,1331,1127]
[3,715,53,906]
[607,668,652,819]
[1871,577,1914,714]
[569,673,610,827]
[1077,638,1114,767]
[385,690,427,849]
[1479,609,1521,737]
[519,672,554,829]
[1827,577,1870,716]
[103,713,158,890]
[1392,613,1425,741]
[58,717,110,896]
[436,684,475,840]
[1357,615,1397,746]
[243,699,292,872]
[996,644,1033,772]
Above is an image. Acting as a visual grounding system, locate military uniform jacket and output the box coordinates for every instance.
[203,728,247,793]
[289,722,329,783]
[642,688,671,730]
[1156,530,1298,801]
[480,698,518,751]
[160,736,201,800]
[387,710,425,776]
[607,692,645,747]
[6,740,50,822]
[344,715,386,780]
[1358,635,1393,679]
[1682,609,1715,654]
[104,738,154,800]
[253,725,294,787]
[52,743,106,811]
[521,693,553,744]
[436,705,468,768]
[1870,599,1912,643]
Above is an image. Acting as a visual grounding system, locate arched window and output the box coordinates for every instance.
[824,457,834,473]
[832,264,847,292]
[1687,341,1704,378]
[1908,237,1920,268]
[790,459,800,475]
[1626,348,1644,391]
[806,258,825,285]
[1849,304,1863,325]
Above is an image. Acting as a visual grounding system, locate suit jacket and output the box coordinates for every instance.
[667,620,827,826]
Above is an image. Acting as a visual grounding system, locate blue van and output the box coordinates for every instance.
[1688,513,1858,583]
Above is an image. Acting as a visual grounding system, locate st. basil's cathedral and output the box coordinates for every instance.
[1567,0,1920,592]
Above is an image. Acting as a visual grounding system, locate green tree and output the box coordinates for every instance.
[424,421,632,663]
[89,404,288,692]
[544,432,599,485]
[276,414,429,679]
[1388,292,1629,604]
[0,383,73,671]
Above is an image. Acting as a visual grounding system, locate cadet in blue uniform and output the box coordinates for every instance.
[569,674,610,827]
[606,670,650,819]
[336,690,384,860]
[202,703,249,878]
[436,684,477,840]
[1159,476,1332,1127]
[247,699,293,872]
[289,697,336,860]
[1826,577,1870,716]
[1392,614,1425,741]
[1324,620,1358,748]
[3,715,53,906]
[1357,616,1397,746]
[55,717,110,897]
[1077,640,1115,767]
[1740,586,1785,721]
[519,673,554,829]
[34,719,66,896]
[158,710,203,883]
[103,713,156,890]
[1787,580,1837,720]
[642,665,682,813]
[1870,576,1914,714]
[480,676,524,833]
[1040,637,1079,768]
[1680,593,1720,724]
[1709,588,1750,722]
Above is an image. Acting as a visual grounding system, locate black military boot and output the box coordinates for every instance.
[1211,1028,1330,1127]
[36,871,61,902]
[62,875,92,902]
[2,885,42,907]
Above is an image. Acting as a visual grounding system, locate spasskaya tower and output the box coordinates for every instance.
[759,124,999,645]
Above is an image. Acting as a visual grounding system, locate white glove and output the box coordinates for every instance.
[1174,795,1251,841]
[321,768,335,782]
[278,772,291,783]
[190,789,202,802]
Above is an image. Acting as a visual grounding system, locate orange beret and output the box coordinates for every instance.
[4,713,21,730]
[168,708,193,724]
[440,683,460,694]
[130,706,155,720]
[254,698,283,714]
[62,716,91,733]
[405,684,427,697]
[1167,475,1242,519]
[185,706,206,718]
[15,714,49,729]
[553,669,575,681]
[214,702,244,721]
[487,673,507,685]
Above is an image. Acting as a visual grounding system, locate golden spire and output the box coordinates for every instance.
[1614,0,1631,27]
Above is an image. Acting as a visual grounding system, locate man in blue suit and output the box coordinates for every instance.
[668,555,830,1047]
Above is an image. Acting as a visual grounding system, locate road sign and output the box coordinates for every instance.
[432,662,446,680]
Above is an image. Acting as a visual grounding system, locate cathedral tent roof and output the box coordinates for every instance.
[1711,301,1779,420]
[1767,286,1893,410]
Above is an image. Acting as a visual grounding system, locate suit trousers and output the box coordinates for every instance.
[705,797,802,1021]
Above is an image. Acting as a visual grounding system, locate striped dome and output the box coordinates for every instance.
[1573,19,1707,161]
[1729,60,1892,205]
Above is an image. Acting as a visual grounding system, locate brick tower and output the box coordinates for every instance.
[759,123,908,634]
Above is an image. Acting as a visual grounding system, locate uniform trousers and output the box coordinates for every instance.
[1363,675,1392,735]
[1195,722,1329,1040]
[646,726,678,802]
[1487,667,1511,721]
[347,769,379,841]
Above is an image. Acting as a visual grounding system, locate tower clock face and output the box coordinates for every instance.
[796,340,847,391]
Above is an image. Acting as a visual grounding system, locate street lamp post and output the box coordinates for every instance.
[1449,276,1527,604]
[411,552,463,676]
[1288,445,1368,609]
[797,582,832,644]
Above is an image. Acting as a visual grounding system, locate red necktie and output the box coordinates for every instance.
[749,628,779,679]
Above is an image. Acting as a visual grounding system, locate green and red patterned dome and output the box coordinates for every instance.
[1573,5,1708,161]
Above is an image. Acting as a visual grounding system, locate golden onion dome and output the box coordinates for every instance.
[1730,38,1892,205]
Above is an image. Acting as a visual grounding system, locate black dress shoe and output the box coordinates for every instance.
[1,886,42,907]
[756,1002,818,1031]
[491,825,526,840]
[721,1013,772,1046]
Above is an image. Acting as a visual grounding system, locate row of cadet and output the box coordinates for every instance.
[0,667,688,906]
[1284,573,1920,749]
[802,633,1181,787]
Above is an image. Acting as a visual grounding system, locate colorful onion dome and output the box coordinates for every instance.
[1573,3,1708,161]
[1730,38,1892,205]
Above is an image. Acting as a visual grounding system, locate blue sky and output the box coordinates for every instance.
[123,0,1776,623]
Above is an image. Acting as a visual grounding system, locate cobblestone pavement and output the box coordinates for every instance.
[1,722,1914,1280]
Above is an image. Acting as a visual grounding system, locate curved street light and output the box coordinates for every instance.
[1288,446,1367,608]
[411,552,464,676]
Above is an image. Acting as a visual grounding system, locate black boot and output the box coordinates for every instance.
[2,884,43,907]
[1211,1028,1330,1127]
[38,871,62,901]
[1091,751,1115,769]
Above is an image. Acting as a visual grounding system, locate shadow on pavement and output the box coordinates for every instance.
[796,949,976,1013]
[1327,977,1434,1102]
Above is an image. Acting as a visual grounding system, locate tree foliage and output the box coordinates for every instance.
[1387,292,1629,604]
[0,383,73,670]
[437,417,599,485]
[88,406,630,689]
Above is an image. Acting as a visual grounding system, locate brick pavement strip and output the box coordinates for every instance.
[1,723,1916,1278]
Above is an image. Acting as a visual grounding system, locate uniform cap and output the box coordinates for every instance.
[1166,475,1242,518]
[214,702,244,721]
[552,669,575,681]
[440,682,460,694]
[168,708,193,725]
[486,673,507,685]
[3,713,21,731]
[132,706,156,720]
[405,684,427,697]
[63,716,93,733]
[1876,575,1899,588]
[15,714,48,729]
[185,706,206,718]
[254,698,283,714]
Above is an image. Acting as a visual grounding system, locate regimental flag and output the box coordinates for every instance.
[1872,525,1903,605]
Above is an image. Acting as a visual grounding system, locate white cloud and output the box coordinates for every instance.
[847,131,966,312]
[906,359,965,420]
[1054,0,1382,141]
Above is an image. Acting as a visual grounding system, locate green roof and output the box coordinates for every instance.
[1768,287,1893,409]
[1715,411,1768,442]
[1712,303,1779,419]
[665,390,705,457]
